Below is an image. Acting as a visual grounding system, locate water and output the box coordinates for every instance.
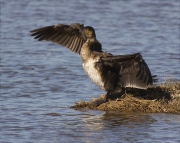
[1,0,180,142]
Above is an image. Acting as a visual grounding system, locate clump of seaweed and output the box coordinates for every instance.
[71,80,180,114]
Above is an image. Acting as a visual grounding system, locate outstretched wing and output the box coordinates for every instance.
[30,23,87,54]
[101,53,153,89]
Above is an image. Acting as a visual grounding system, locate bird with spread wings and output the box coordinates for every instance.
[30,23,153,101]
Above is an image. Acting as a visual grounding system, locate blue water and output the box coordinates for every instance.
[1,0,180,142]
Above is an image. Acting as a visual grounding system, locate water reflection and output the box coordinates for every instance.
[79,111,157,142]
[101,111,156,127]
[80,112,105,131]
[79,111,180,142]
[81,111,156,129]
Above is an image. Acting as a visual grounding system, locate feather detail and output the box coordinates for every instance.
[30,23,86,54]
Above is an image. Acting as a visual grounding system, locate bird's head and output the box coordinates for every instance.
[84,26,96,39]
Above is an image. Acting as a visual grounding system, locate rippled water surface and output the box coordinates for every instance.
[1,0,180,142]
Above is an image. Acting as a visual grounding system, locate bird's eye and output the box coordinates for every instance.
[85,28,91,35]
[87,28,92,32]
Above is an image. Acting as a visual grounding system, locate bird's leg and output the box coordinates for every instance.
[105,91,111,102]
[121,87,127,98]
[90,91,110,107]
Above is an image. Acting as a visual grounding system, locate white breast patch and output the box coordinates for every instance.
[82,58,105,90]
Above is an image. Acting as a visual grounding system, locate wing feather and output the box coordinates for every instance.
[57,34,69,45]
[61,35,71,46]
[65,36,74,48]
[70,36,79,52]
[38,31,55,41]
[68,36,77,51]
[54,33,66,43]
[30,23,86,54]
[76,39,83,53]
[101,53,153,89]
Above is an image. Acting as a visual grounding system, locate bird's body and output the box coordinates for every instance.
[81,40,108,91]
[30,23,153,101]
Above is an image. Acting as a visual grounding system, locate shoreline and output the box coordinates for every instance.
[72,81,180,114]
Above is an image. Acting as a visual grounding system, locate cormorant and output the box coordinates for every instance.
[30,23,153,101]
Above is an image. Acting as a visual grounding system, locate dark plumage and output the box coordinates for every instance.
[30,23,153,101]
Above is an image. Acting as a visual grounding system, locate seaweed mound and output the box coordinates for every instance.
[72,81,180,114]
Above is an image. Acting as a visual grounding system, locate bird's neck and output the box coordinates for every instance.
[80,39,95,63]
[87,37,96,42]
